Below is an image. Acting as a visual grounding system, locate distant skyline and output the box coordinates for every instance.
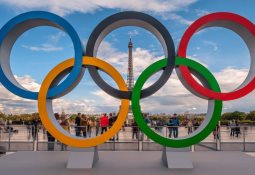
[0,0,255,114]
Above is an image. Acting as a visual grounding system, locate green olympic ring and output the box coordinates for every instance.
[131,57,222,148]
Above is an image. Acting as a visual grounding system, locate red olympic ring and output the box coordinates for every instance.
[177,12,255,101]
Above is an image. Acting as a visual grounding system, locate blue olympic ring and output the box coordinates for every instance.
[0,11,84,100]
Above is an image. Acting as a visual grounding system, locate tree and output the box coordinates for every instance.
[177,115,186,122]
[0,111,6,122]
[221,111,246,121]
[246,111,255,121]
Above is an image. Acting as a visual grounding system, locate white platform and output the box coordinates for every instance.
[0,151,255,175]
[161,147,193,169]
[67,147,98,169]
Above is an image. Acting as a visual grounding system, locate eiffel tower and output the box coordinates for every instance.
[127,36,134,91]
[126,36,135,124]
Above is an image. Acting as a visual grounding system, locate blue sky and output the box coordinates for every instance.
[0,0,255,114]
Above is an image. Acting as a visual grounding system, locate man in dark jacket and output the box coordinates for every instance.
[47,113,57,151]
[172,113,179,138]
[75,113,81,137]
[132,120,138,140]
[109,113,119,141]
[167,117,173,138]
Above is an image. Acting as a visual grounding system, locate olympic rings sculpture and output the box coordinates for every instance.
[0,11,254,148]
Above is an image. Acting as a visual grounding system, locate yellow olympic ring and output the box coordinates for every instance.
[38,56,129,147]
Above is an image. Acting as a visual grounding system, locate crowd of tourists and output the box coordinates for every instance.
[229,120,241,137]
[0,112,247,151]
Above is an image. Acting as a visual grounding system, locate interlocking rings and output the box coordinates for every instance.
[38,57,129,147]
[86,11,175,99]
[0,11,84,100]
[0,11,254,148]
[177,12,255,101]
[132,57,222,148]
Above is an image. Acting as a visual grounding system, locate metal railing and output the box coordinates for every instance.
[1,125,255,152]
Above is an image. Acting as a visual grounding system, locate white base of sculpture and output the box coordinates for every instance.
[161,147,193,169]
[67,147,99,169]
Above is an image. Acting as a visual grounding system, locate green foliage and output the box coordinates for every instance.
[88,116,96,122]
[246,111,255,121]
[221,111,246,121]
[0,111,100,124]
[220,120,229,126]
[220,111,255,125]
[239,120,255,125]
[1,109,255,125]
[68,114,77,121]
[0,111,6,120]
[193,116,204,122]
[177,115,186,122]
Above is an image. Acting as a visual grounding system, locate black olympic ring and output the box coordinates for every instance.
[86,11,175,99]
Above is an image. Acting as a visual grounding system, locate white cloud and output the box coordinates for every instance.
[0,75,39,114]
[162,13,194,25]
[186,55,209,68]
[14,75,41,92]
[95,41,255,114]
[0,0,198,16]
[138,67,252,114]
[213,67,248,92]
[0,74,122,114]
[48,32,66,44]
[128,30,139,37]
[92,90,120,107]
[203,41,218,51]
[21,31,65,52]
[22,44,63,52]
[1,40,254,115]
[195,9,210,17]
[98,41,163,79]
[52,98,97,114]
[0,65,253,114]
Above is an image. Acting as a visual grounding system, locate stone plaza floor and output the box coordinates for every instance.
[0,151,255,175]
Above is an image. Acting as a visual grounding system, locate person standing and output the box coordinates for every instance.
[193,120,200,131]
[131,120,138,140]
[109,113,114,141]
[156,119,163,133]
[143,114,150,140]
[167,117,174,138]
[229,120,235,137]
[122,121,127,131]
[87,118,93,138]
[100,113,109,134]
[60,114,70,132]
[144,114,150,126]
[81,114,88,138]
[172,113,179,138]
[47,131,55,151]
[60,114,70,151]
[235,121,241,138]
[109,113,119,141]
[75,113,81,137]
[213,123,220,140]
[95,119,100,136]
[31,115,39,141]
[186,120,193,135]
[46,113,58,151]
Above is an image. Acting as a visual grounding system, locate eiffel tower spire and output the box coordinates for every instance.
[127,36,134,91]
